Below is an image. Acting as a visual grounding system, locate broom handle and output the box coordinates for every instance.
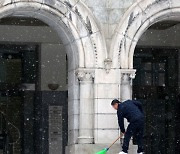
[107,133,124,150]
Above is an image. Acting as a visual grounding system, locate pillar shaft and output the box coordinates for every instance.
[76,69,94,144]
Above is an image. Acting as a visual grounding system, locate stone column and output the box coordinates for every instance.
[120,69,136,153]
[76,69,94,144]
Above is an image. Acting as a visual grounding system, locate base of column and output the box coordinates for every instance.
[78,136,94,144]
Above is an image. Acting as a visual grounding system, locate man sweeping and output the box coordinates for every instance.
[111,99,145,154]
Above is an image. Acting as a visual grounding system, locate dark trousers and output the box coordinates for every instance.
[122,119,144,153]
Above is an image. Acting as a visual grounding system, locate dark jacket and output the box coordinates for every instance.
[117,100,144,133]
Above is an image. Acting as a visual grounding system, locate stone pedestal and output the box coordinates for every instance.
[76,69,94,144]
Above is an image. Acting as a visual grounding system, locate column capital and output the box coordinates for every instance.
[120,69,136,79]
[120,69,136,85]
[75,68,95,82]
[120,69,136,102]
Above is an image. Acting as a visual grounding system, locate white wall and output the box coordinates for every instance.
[82,0,136,51]
[0,25,61,43]
[40,43,67,91]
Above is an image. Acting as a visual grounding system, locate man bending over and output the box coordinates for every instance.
[111,99,145,154]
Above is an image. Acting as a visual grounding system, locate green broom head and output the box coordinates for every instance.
[96,148,108,154]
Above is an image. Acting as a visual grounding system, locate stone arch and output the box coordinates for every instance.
[0,0,107,69]
[110,0,180,69]
[0,0,106,146]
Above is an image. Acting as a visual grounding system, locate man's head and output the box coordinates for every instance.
[111,99,121,110]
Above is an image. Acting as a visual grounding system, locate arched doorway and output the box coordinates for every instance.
[0,16,69,154]
[111,0,180,153]
[133,20,180,153]
[0,1,105,154]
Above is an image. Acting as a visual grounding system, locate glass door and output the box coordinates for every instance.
[0,44,38,154]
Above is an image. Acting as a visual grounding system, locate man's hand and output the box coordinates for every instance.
[120,132,125,145]
[120,132,125,138]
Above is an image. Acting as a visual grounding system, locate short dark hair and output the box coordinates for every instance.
[111,99,121,106]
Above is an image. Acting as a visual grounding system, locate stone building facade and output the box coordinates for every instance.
[0,0,179,154]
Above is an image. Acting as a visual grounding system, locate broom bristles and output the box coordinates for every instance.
[96,148,108,154]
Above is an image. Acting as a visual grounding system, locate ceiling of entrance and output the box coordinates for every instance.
[0,17,48,26]
[149,20,180,30]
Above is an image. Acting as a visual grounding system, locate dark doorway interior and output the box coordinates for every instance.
[0,44,38,154]
[133,47,180,154]
[0,44,68,154]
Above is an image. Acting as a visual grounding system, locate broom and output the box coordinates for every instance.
[96,134,124,154]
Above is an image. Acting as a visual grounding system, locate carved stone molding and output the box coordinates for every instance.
[120,69,136,85]
[76,69,95,82]
[104,58,112,73]
[111,0,180,69]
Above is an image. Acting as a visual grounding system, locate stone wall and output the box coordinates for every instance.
[81,0,136,52]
